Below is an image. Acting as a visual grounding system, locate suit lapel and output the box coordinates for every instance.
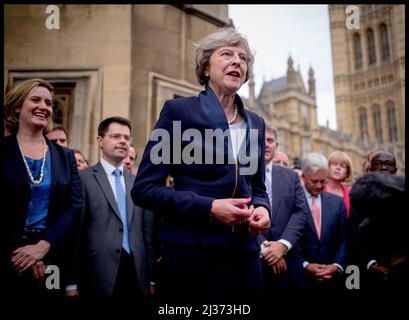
[198,86,242,164]
[320,193,331,241]
[270,166,281,223]
[47,138,59,191]
[124,171,134,224]
[236,95,251,157]
[93,162,122,220]
[306,205,320,240]
[9,135,31,185]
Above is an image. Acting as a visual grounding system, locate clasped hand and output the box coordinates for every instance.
[11,240,50,273]
[211,197,270,235]
[305,263,339,281]
[260,241,287,270]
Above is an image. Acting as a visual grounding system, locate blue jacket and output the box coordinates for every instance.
[131,86,270,252]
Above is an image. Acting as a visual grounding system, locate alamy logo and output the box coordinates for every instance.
[45,5,60,30]
[149,121,260,175]
[345,5,360,30]
[45,265,60,290]
[345,265,360,289]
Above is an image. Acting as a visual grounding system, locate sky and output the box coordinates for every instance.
[228,4,337,130]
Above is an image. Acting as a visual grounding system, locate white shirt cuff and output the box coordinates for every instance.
[278,239,292,252]
[367,260,377,270]
[66,284,78,291]
[303,261,309,268]
[333,263,343,274]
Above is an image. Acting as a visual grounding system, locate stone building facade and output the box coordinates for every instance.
[4,4,231,164]
[246,4,405,177]
[329,4,405,173]
[245,56,372,178]
[4,4,404,176]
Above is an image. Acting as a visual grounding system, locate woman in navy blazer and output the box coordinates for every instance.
[3,79,81,296]
[132,28,270,302]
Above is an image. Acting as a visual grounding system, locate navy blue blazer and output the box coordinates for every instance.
[3,135,82,257]
[131,86,270,252]
[298,191,348,268]
[260,165,308,246]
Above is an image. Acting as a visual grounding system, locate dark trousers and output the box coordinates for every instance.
[112,249,152,317]
[112,248,144,298]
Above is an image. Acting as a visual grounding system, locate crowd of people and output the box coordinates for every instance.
[2,28,406,311]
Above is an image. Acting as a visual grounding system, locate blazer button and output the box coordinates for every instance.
[119,227,123,232]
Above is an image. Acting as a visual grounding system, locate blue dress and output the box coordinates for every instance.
[24,150,51,229]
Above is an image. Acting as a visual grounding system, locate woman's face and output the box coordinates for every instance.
[16,86,53,131]
[328,162,347,182]
[207,45,248,97]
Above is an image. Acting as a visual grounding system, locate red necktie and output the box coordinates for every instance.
[311,196,321,239]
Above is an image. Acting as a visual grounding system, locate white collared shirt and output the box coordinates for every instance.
[264,160,292,252]
[100,158,126,201]
[229,118,247,160]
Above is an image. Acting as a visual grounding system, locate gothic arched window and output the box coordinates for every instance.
[373,104,383,144]
[379,23,390,61]
[359,107,368,140]
[367,28,377,65]
[354,33,363,70]
[386,100,398,142]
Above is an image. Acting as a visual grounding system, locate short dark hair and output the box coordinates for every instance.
[97,116,132,137]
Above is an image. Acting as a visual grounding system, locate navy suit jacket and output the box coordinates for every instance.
[132,86,270,252]
[2,135,82,267]
[259,165,308,288]
[260,165,308,245]
[299,191,348,267]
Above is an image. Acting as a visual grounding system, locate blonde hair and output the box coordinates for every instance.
[195,28,254,86]
[328,150,353,182]
[4,78,55,135]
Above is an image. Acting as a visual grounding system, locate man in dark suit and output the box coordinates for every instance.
[298,153,348,288]
[259,125,308,291]
[66,117,154,301]
[349,150,407,288]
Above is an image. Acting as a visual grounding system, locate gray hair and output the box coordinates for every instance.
[265,122,279,143]
[195,28,254,86]
[302,153,328,175]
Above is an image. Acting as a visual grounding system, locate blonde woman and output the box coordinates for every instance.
[3,79,81,296]
[325,151,353,217]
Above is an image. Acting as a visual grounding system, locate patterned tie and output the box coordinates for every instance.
[113,169,130,253]
[265,166,273,209]
[311,196,321,239]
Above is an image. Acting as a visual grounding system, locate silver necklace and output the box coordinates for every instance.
[17,137,47,185]
[228,104,238,125]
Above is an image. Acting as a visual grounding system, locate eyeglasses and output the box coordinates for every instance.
[370,160,396,169]
[106,134,132,143]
